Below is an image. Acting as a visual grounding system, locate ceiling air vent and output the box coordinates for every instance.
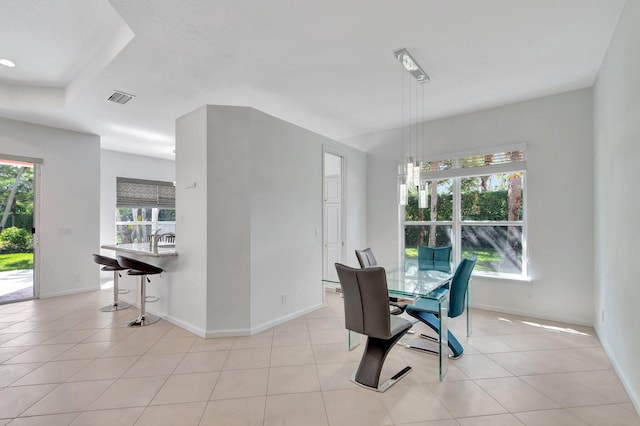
[107,90,135,105]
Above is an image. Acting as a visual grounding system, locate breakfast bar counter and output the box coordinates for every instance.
[100,243,178,258]
[98,243,180,330]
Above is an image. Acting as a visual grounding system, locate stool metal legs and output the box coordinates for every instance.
[127,275,160,327]
[100,271,131,312]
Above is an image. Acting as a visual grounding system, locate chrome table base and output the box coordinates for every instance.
[127,313,160,327]
[100,301,131,312]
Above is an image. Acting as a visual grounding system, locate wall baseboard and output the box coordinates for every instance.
[39,285,97,299]
[143,302,327,339]
[152,310,208,338]
[595,329,640,415]
[471,302,593,327]
[204,303,325,338]
[47,287,327,339]
[323,282,340,292]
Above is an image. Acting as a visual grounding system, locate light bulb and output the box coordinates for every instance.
[399,184,408,206]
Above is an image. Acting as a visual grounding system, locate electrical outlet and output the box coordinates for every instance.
[601,309,605,322]
[281,294,287,305]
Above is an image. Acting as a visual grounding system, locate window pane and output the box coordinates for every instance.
[158,209,175,221]
[157,209,176,234]
[139,208,152,221]
[116,223,152,244]
[404,225,452,259]
[460,173,523,221]
[405,179,453,221]
[461,225,523,274]
[115,207,176,243]
[117,208,133,221]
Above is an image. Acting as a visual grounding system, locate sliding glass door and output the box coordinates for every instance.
[0,157,36,303]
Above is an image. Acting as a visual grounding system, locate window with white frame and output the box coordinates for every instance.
[402,145,527,278]
[115,177,175,243]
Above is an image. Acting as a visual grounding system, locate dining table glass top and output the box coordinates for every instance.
[324,260,453,300]
[385,261,453,299]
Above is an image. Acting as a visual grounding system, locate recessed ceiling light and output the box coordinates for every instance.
[0,59,16,68]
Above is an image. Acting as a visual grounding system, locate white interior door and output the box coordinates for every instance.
[323,151,343,281]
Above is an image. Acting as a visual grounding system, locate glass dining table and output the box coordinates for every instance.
[323,260,455,381]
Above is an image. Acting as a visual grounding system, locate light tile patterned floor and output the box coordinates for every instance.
[0,289,638,425]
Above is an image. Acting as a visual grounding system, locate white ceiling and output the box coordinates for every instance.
[0,0,627,159]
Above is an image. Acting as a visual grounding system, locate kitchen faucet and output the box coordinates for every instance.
[149,228,161,251]
[153,231,175,253]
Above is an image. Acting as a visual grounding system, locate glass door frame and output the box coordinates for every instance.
[0,153,41,303]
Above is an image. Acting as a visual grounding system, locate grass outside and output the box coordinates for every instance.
[406,248,500,261]
[404,248,515,272]
[0,253,34,272]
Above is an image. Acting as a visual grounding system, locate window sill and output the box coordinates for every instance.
[472,271,531,282]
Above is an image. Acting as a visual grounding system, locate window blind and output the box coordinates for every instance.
[422,144,526,180]
[116,177,175,208]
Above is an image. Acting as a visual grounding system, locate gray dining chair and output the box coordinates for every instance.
[335,263,413,392]
[355,248,406,315]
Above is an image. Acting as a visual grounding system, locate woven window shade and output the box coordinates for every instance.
[116,177,175,208]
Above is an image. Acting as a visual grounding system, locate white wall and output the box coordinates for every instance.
[0,117,100,297]
[171,106,210,333]
[249,109,323,329]
[203,106,252,332]
[248,109,368,329]
[345,88,595,325]
[176,105,367,335]
[593,0,640,411]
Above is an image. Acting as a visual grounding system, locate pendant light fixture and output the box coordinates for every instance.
[395,48,429,206]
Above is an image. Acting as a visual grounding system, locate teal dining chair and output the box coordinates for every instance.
[418,245,452,271]
[405,256,476,358]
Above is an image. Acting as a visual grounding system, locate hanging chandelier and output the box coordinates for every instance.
[394,48,430,207]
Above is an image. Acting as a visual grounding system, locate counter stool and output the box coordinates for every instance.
[92,254,131,312]
[116,255,163,327]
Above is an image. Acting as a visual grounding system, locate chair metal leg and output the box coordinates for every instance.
[127,275,160,327]
[409,332,464,359]
[405,342,440,356]
[418,332,438,342]
[351,325,412,392]
[100,271,130,312]
[466,284,472,337]
[406,311,464,359]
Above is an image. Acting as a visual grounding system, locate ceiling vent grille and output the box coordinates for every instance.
[107,90,135,105]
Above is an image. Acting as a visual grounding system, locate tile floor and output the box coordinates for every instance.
[0,289,638,425]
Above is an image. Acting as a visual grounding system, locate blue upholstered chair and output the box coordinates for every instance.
[417,246,452,271]
[405,256,476,359]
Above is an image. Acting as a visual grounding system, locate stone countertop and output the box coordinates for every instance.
[100,243,178,257]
